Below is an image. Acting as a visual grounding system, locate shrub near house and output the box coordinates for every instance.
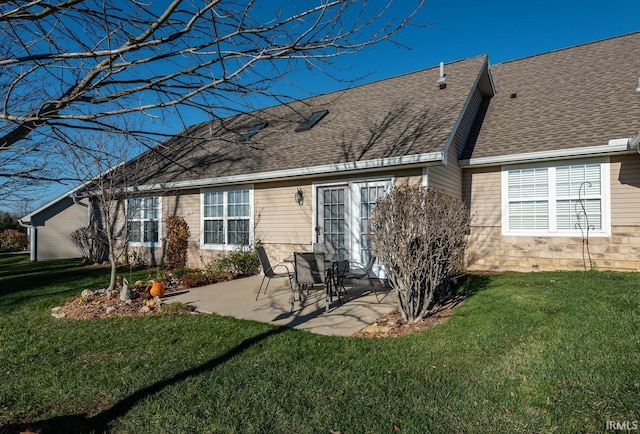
[0,214,27,252]
[369,186,470,322]
[0,229,27,252]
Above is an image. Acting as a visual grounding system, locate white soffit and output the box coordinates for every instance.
[459,142,631,167]
[129,151,445,193]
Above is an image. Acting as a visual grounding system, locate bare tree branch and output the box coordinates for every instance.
[0,0,424,149]
[63,131,156,291]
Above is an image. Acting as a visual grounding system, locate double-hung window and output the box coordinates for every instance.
[507,167,550,230]
[201,188,252,248]
[502,159,610,236]
[128,197,161,244]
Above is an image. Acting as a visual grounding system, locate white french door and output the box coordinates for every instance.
[357,183,387,276]
[316,179,391,277]
[317,185,349,252]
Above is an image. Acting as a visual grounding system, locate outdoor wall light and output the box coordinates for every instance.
[295,188,304,206]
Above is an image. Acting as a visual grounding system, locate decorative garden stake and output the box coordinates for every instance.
[575,181,594,271]
[119,277,130,301]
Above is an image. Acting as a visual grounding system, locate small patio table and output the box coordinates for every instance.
[287,252,345,311]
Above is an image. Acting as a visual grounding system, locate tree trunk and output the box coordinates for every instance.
[107,234,117,292]
[108,256,117,292]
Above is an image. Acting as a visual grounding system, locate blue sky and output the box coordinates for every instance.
[28,0,639,212]
[281,0,638,95]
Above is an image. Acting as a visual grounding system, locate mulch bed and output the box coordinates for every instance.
[51,281,199,320]
[352,295,465,338]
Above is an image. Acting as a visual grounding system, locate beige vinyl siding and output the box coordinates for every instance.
[32,197,89,261]
[255,180,312,246]
[306,167,422,186]
[428,88,484,199]
[464,157,640,273]
[610,154,640,227]
[163,190,200,243]
[462,167,501,227]
[428,164,460,198]
[453,88,483,158]
[393,167,423,186]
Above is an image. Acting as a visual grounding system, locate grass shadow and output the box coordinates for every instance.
[0,266,109,308]
[453,273,491,298]
[5,327,287,434]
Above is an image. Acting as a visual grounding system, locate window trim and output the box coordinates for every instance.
[501,158,610,237]
[200,186,254,250]
[239,122,266,141]
[295,110,329,132]
[127,196,163,247]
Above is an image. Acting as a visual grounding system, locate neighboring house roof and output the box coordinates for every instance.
[462,31,640,165]
[127,55,492,190]
[19,182,87,225]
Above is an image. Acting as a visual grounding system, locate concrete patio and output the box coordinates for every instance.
[164,275,396,336]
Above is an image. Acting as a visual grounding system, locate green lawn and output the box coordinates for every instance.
[1,254,638,433]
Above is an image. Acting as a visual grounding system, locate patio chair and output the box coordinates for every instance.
[313,241,348,260]
[339,255,380,302]
[334,259,350,296]
[313,241,336,254]
[294,252,335,312]
[255,246,295,308]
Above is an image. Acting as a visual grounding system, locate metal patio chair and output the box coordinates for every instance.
[255,246,295,309]
[294,252,335,312]
[338,255,380,302]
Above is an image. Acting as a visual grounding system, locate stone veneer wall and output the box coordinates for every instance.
[466,226,640,272]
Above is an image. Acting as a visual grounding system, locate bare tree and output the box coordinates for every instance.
[368,186,471,322]
[0,0,424,198]
[65,133,152,292]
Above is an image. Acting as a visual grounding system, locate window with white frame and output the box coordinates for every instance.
[502,159,609,236]
[201,188,252,248]
[127,197,161,244]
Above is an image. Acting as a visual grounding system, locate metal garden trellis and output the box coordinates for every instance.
[574,181,595,271]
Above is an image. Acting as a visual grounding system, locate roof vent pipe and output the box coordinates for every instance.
[437,61,447,89]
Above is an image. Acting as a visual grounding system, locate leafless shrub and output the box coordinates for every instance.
[369,186,470,322]
[71,225,108,264]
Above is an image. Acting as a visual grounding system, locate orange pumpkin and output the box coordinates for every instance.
[149,281,165,298]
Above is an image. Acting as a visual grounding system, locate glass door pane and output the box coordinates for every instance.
[359,185,386,270]
[317,186,348,255]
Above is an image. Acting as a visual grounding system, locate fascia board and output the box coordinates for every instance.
[459,142,630,168]
[441,56,493,166]
[128,151,444,193]
[486,60,497,96]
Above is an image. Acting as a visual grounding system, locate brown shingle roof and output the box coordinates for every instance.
[132,55,489,187]
[463,31,640,161]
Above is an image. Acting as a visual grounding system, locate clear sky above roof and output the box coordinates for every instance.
[276,0,638,96]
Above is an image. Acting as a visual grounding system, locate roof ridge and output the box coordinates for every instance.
[234,54,490,114]
[492,30,640,66]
